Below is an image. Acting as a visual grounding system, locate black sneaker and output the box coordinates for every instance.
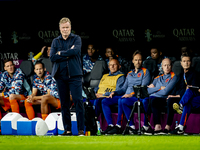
[173,103,183,114]
[141,126,149,134]
[107,126,121,135]
[170,126,184,135]
[129,127,137,135]
[154,130,166,135]
[101,125,114,135]
[144,127,154,135]
[163,129,170,135]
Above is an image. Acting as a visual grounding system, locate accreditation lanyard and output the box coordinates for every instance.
[183,73,187,85]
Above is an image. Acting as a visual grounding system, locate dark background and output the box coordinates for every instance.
[0,3,199,62]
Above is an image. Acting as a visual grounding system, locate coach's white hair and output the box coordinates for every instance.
[59,17,71,27]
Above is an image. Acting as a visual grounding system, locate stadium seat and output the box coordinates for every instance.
[41,58,52,74]
[193,61,200,74]
[19,60,34,85]
[0,59,3,71]
[83,60,108,87]
[192,56,200,68]
[172,61,183,75]
[168,56,176,65]
[120,59,133,75]
[192,57,200,74]
[143,59,157,81]
[90,79,100,88]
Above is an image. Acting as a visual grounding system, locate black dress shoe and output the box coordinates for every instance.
[59,131,72,136]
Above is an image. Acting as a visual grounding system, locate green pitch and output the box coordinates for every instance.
[0,135,200,150]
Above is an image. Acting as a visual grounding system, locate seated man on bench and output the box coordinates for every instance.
[25,61,61,120]
[93,59,125,117]
[145,58,178,135]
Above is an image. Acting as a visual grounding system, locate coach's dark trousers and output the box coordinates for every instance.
[55,75,84,131]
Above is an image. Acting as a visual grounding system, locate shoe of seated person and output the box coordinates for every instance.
[129,127,137,135]
[163,129,170,135]
[101,125,114,135]
[173,103,183,114]
[141,126,149,134]
[107,125,121,135]
[154,130,166,135]
[170,126,184,135]
[144,127,154,135]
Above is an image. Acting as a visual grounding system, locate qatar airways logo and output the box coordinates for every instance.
[113,29,135,42]
[38,30,60,43]
[173,28,195,41]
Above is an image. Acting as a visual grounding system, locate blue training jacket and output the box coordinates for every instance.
[148,72,177,98]
[114,67,151,95]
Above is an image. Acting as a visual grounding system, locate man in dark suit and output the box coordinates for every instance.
[50,17,84,136]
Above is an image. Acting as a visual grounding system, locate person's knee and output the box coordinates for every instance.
[41,95,51,104]
[9,94,17,100]
[142,98,149,108]
[25,99,32,107]
[101,99,107,106]
[0,99,3,106]
[167,98,173,107]
[121,98,127,106]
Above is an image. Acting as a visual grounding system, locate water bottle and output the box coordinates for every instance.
[175,121,178,128]
[97,121,101,136]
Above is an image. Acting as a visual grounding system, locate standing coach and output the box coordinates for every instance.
[50,17,84,136]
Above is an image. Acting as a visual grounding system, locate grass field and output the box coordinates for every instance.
[1,135,200,150]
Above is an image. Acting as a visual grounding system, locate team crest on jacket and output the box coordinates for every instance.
[137,73,142,78]
[165,78,169,82]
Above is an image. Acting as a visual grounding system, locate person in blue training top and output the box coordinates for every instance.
[93,59,125,118]
[144,58,178,135]
[101,50,151,135]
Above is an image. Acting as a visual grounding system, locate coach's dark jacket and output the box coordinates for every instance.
[50,33,83,77]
